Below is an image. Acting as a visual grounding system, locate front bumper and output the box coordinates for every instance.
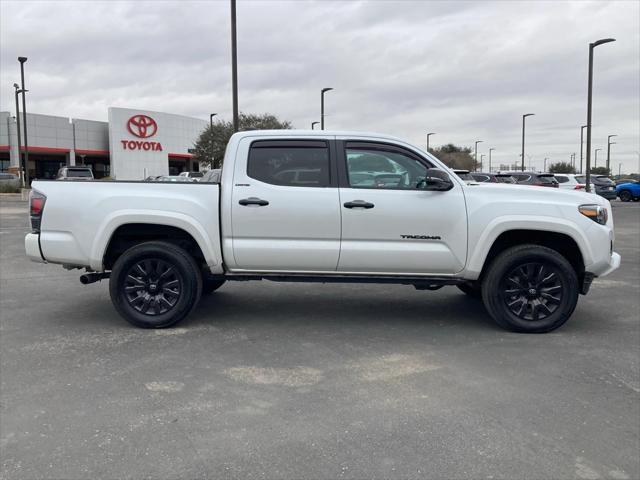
[25,233,45,263]
[595,251,621,277]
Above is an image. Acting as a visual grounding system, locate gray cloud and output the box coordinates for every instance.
[1,0,638,172]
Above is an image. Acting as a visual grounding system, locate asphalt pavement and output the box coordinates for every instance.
[1,195,638,479]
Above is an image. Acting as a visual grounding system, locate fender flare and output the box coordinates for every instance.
[465,215,594,277]
[88,210,222,271]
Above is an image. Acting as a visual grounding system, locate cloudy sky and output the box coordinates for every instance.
[1,0,638,173]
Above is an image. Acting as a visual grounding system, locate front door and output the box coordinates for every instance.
[336,140,467,274]
[230,137,341,272]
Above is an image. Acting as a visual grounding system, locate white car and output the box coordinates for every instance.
[24,130,620,333]
[554,174,595,192]
[178,171,204,181]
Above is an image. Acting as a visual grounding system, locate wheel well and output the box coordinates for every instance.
[481,230,585,279]
[103,223,206,270]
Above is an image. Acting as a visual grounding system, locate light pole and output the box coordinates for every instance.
[320,88,333,130]
[606,134,617,172]
[230,0,239,132]
[594,148,602,168]
[480,154,485,171]
[13,83,25,186]
[18,56,30,186]
[544,157,549,172]
[474,140,483,171]
[521,113,535,172]
[585,38,616,192]
[209,113,217,129]
[426,132,435,152]
[311,121,319,130]
[489,148,495,172]
[618,163,621,177]
[580,125,587,173]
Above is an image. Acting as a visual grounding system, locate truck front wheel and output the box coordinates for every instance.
[481,245,579,333]
[109,241,202,328]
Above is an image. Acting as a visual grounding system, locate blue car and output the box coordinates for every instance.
[616,180,640,202]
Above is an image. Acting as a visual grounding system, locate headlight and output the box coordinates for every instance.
[579,204,608,225]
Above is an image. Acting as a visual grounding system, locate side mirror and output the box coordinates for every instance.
[421,168,454,191]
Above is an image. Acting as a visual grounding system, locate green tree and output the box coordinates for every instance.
[590,166,610,176]
[429,144,479,171]
[194,113,292,169]
[548,162,576,174]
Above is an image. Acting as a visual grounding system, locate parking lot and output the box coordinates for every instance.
[0,195,638,479]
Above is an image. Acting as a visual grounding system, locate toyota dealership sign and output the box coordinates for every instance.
[107,107,206,180]
[121,114,163,151]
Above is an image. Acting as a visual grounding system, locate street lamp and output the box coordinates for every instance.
[230,0,239,132]
[209,113,217,129]
[13,83,26,186]
[580,125,587,173]
[585,37,616,192]
[544,157,549,172]
[489,148,495,172]
[311,121,319,130]
[521,113,535,172]
[426,132,435,152]
[474,140,483,171]
[320,87,333,130]
[594,148,602,168]
[18,56,30,186]
[606,134,617,172]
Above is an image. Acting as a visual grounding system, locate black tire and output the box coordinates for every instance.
[457,281,482,298]
[481,245,579,333]
[202,275,226,294]
[109,241,202,328]
[633,197,640,202]
[619,190,632,202]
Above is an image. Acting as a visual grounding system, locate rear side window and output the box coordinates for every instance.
[555,175,569,183]
[68,169,93,178]
[538,175,557,184]
[575,175,587,184]
[471,174,490,182]
[513,174,531,182]
[248,140,330,187]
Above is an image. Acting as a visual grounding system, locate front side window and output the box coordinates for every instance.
[248,141,330,187]
[345,145,428,189]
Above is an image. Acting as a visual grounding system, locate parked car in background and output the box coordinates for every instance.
[471,173,516,184]
[179,171,204,181]
[56,166,94,181]
[0,172,20,192]
[0,172,19,182]
[616,181,640,202]
[615,178,638,186]
[453,169,474,182]
[590,175,617,200]
[553,174,595,192]
[506,172,559,188]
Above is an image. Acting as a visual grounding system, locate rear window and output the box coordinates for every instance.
[538,175,557,184]
[67,169,93,178]
[248,140,330,187]
[495,175,515,183]
[575,175,587,184]
[594,176,614,185]
[555,175,569,183]
[471,174,490,182]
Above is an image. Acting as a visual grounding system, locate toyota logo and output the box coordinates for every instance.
[127,115,158,138]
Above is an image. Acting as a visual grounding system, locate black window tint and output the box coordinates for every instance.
[538,175,557,184]
[575,175,587,184]
[555,175,569,183]
[248,141,330,187]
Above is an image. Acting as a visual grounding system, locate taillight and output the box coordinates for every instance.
[29,189,46,232]
[574,185,585,190]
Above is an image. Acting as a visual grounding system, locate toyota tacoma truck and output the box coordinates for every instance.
[25,130,621,332]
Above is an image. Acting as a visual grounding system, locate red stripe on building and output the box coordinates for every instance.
[168,153,194,159]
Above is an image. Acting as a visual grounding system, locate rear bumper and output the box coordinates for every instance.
[596,190,617,200]
[25,233,45,263]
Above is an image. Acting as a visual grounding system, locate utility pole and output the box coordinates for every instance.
[13,84,24,187]
[521,113,535,172]
[474,140,483,172]
[320,88,333,130]
[489,148,495,173]
[230,0,239,132]
[585,38,616,192]
[311,121,319,130]
[18,57,30,186]
[606,134,617,173]
[580,125,587,173]
[426,132,435,152]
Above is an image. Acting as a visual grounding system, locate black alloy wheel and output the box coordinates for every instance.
[124,259,182,316]
[502,262,563,322]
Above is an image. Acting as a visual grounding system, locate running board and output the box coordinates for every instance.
[223,273,464,287]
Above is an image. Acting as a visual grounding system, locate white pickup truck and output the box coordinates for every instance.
[25,130,620,332]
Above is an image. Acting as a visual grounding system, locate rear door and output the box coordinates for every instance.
[229,137,341,272]
[336,139,468,274]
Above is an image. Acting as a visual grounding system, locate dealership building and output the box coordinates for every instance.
[0,107,207,180]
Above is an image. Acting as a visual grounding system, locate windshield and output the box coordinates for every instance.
[67,169,93,178]
[190,172,204,178]
[594,176,614,185]
[495,175,516,183]
[455,171,474,181]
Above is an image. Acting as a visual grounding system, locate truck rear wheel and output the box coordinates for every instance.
[109,241,202,328]
[481,245,579,333]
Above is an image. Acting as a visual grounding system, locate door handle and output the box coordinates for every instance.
[344,200,374,209]
[239,197,269,206]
